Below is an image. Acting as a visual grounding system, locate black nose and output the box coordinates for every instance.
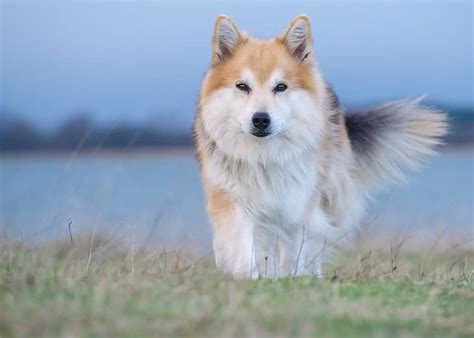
[252,112,271,131]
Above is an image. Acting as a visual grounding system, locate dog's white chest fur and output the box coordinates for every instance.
[205,147,330,278]
[207,148,317,226]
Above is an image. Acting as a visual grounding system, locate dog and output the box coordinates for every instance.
[193,14,447,279]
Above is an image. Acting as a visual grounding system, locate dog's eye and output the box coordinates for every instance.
[236,83,251,93]
[273,83,288,93]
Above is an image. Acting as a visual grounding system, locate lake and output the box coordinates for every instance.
[0,149,473,250]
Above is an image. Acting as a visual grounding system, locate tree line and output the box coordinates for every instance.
[0,114,192,152]
[0,108,472,153]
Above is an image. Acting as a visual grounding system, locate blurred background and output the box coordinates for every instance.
[0,0,473,250]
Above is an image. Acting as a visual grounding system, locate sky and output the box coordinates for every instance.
[1,0,472,131]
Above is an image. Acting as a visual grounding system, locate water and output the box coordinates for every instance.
[1,150,473,249]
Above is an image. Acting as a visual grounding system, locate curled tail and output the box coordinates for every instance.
[345,98,448,188]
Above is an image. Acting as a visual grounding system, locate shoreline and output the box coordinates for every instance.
[0,146,196,160]
[0,143,472,160]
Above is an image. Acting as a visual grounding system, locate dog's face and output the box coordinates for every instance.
[199,15,327,163]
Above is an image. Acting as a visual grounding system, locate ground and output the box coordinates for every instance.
[0,235,472,338]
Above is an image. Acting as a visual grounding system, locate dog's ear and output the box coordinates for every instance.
[212,15,244,65]
[281,15,313,63]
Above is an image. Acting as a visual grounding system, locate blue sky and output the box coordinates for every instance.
[1,0,472,131]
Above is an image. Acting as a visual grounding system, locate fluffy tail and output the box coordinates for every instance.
[345,98,448,188]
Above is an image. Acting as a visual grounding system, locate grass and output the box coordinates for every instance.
[0,234,473,338]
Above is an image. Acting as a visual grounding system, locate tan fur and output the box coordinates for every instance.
[207,183,234,230]
[203,38,317,99]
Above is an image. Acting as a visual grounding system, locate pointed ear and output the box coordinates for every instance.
[282,15,313,63]
[212,15,244,65]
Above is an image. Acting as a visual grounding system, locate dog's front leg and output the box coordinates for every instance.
[294,209,334,277]
[212,208,258,279]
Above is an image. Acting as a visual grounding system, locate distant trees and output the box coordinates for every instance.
[0,113,193,153]
[55,114,95,149]
[0,116,43,151]
[0,107,472,153]
[444,109,474,145]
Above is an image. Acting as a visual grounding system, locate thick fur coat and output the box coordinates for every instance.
[193,15,447,278]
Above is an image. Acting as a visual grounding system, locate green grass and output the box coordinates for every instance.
[0,235,473,338]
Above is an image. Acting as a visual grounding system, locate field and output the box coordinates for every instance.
[1,234,473,338]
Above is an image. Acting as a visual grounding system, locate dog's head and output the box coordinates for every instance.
[198,15,328,163]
